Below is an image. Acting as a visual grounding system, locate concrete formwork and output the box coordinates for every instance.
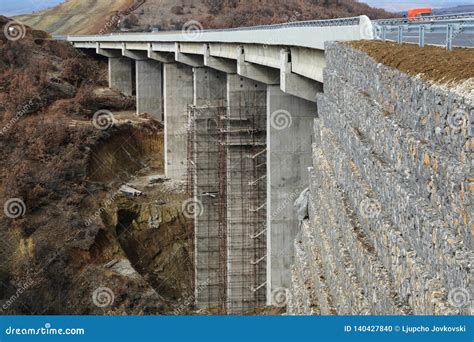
[108,57,133,96]
[135,59,163,119]
[266,85,316,305]
[164,63,193,180]
[226,75,267,314]
[191,68,227,310]
[189,105,224,310]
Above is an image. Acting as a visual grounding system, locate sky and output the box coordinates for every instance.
[0,0,64,16]
[0,0,473,16]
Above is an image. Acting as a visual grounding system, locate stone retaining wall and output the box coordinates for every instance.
[288,41,473,315]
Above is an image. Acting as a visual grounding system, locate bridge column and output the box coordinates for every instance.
[266,85,316,306]
[191,68,227,311]
[135,59,163,120]
[226,75,267,314]
[108,57,133,96]
[163,63,193,180]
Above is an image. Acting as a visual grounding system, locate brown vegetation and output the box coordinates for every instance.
[198,0,392,29]
[347,41,474,84]
[16,0,392,35]
[0,17,193,314]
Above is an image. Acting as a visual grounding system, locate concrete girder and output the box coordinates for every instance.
[280,50,323,103]
[209,43,240,60]
[96,44,121,58]
[244,45,281,69]
[203,44,237,74]
[151,42,176,52]
[237,47,279,85]
[99,42,122,50]
[290,47,326,83]
[123,42,148,50]
[175,43,204,67]
[122,43,148,60]
[146,43,174,63]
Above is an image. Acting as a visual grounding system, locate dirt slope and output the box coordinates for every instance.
[15,0,136,35]
[348,41,474,84]
[0,16,194,314]
[15,0,392,35]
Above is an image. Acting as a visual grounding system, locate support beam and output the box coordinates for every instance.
[108,57,133,96]
[163,63,194,180]
[280,50,323,103]
[148,43,175,63]
[237,48,279,85]
[122,48,147,60]
[97,47,121,58]
[204,44,237,74]
[135,60,163,119]
[176,43,205,67]
[266,85,316,306]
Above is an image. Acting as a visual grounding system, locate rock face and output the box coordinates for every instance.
[288,41,473,315]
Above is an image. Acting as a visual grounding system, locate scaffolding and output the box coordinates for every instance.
[187,87,267,314]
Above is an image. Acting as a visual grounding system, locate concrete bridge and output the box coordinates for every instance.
[67,16,374,313]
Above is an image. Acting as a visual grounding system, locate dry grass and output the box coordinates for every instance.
[347,40,474,84]
[15,0,393,34]
[15,0,135,35]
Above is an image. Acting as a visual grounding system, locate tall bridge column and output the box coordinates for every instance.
[135,59,163,119]
[108,57,133,96]
[226,75,267,314]
[191,68,227,310]
[164,63,194,180]
[266,86,316,305]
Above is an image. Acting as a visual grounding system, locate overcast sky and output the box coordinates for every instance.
[1,0,473,16]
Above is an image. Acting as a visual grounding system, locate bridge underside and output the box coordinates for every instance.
[79,41,320,313]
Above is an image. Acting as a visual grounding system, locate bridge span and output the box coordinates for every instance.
[66,15,373,314]
[65,14,473,314]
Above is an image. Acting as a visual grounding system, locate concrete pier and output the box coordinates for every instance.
[108,57,133,96]
[192,68,227,309]
[135,60,163,119]
[226,75,267,314]
[193,68,226,106]
[163,63,193,180]
[95,41,329,314]
[266,85,316,305]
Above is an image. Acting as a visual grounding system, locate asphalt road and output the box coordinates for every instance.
[383,32,474,48]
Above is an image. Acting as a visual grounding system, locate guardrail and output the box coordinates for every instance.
[374,13,474,50]
[205,16,361,31]
[103,16,362,36]
[52,35,68,41]
[375,12,474,25]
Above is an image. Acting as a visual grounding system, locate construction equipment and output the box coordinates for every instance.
[407,8,433,19]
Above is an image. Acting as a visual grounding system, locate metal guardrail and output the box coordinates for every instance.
[52,35,68,41]
[106,16,361,36]
[375,12,474,25]
[206,16,361,31]
[374,12,474,50]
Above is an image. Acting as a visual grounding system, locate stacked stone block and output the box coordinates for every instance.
[288,41,473,315]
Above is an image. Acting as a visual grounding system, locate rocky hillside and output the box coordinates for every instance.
[0,16,194,314]
[15,0,138,35]
[16,0,392,35]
